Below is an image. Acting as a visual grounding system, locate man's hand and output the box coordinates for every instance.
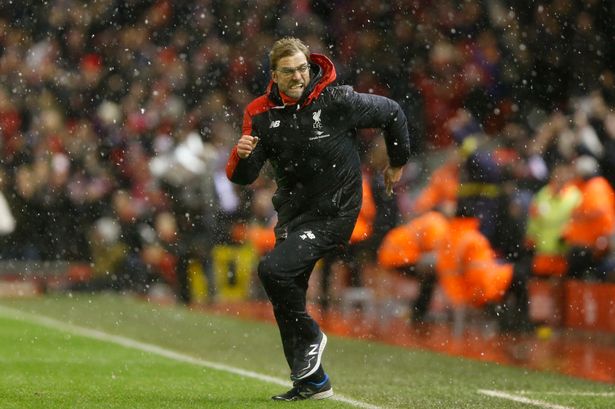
[237,135,260,159]
[384,165,403,196]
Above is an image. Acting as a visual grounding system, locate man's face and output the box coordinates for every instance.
[272,52,310,100]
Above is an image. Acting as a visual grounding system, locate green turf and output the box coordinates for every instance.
[0,294,612,409]
[0,317,273,408]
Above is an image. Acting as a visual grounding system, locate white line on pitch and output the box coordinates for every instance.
[514,390,615,397]
[478,389,575,409]
[0,305,383,409]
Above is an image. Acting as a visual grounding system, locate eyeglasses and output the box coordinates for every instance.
[276,63,309,76]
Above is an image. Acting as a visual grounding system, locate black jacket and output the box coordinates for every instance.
[226,54,411,239]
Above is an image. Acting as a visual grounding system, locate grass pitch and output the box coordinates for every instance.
[0,294,612,409]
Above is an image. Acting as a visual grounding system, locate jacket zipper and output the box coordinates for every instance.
[292,112,299,129]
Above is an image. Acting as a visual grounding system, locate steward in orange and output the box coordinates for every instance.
[436,217,513,307]
[435,217,528,332]
[378,210,449,323]
[378,211,448,268]
[246,224,276,256]
[412,152,459,215]
[563,156,615,280]
[349,176,377,244]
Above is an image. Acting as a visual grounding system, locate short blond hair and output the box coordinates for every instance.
[269,37,310,70]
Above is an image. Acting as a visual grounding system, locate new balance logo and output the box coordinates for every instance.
[270,120,280,128]
[299,231,316,240]
[307,344,319,356]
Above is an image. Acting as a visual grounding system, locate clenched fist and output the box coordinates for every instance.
[237,135,260,159]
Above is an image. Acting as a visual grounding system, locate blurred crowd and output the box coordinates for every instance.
[0,1,614,317]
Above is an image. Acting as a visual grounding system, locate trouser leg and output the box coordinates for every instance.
[499,261,531,332]
[412,272,436,322]
[509,264,531,327]
[175,253,191,304]
[567,246,593,279]
[344,245,362,287]
[319,253,336,311]
[257,223,340,369]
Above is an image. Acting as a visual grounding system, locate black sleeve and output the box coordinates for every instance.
[335,85,412,167]
[226,107,269,185]
[226,141,267,185]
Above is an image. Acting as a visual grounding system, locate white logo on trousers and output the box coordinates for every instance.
[300,231,316,240]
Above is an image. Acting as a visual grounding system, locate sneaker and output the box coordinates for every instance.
[272,375,333,401]
[290,331,327,381]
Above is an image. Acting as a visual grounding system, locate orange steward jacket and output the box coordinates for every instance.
[378,211,448,268]
[563,176,615,249]
[435,217,513,307]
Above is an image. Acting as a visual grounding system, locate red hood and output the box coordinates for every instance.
[266,53,337,107]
